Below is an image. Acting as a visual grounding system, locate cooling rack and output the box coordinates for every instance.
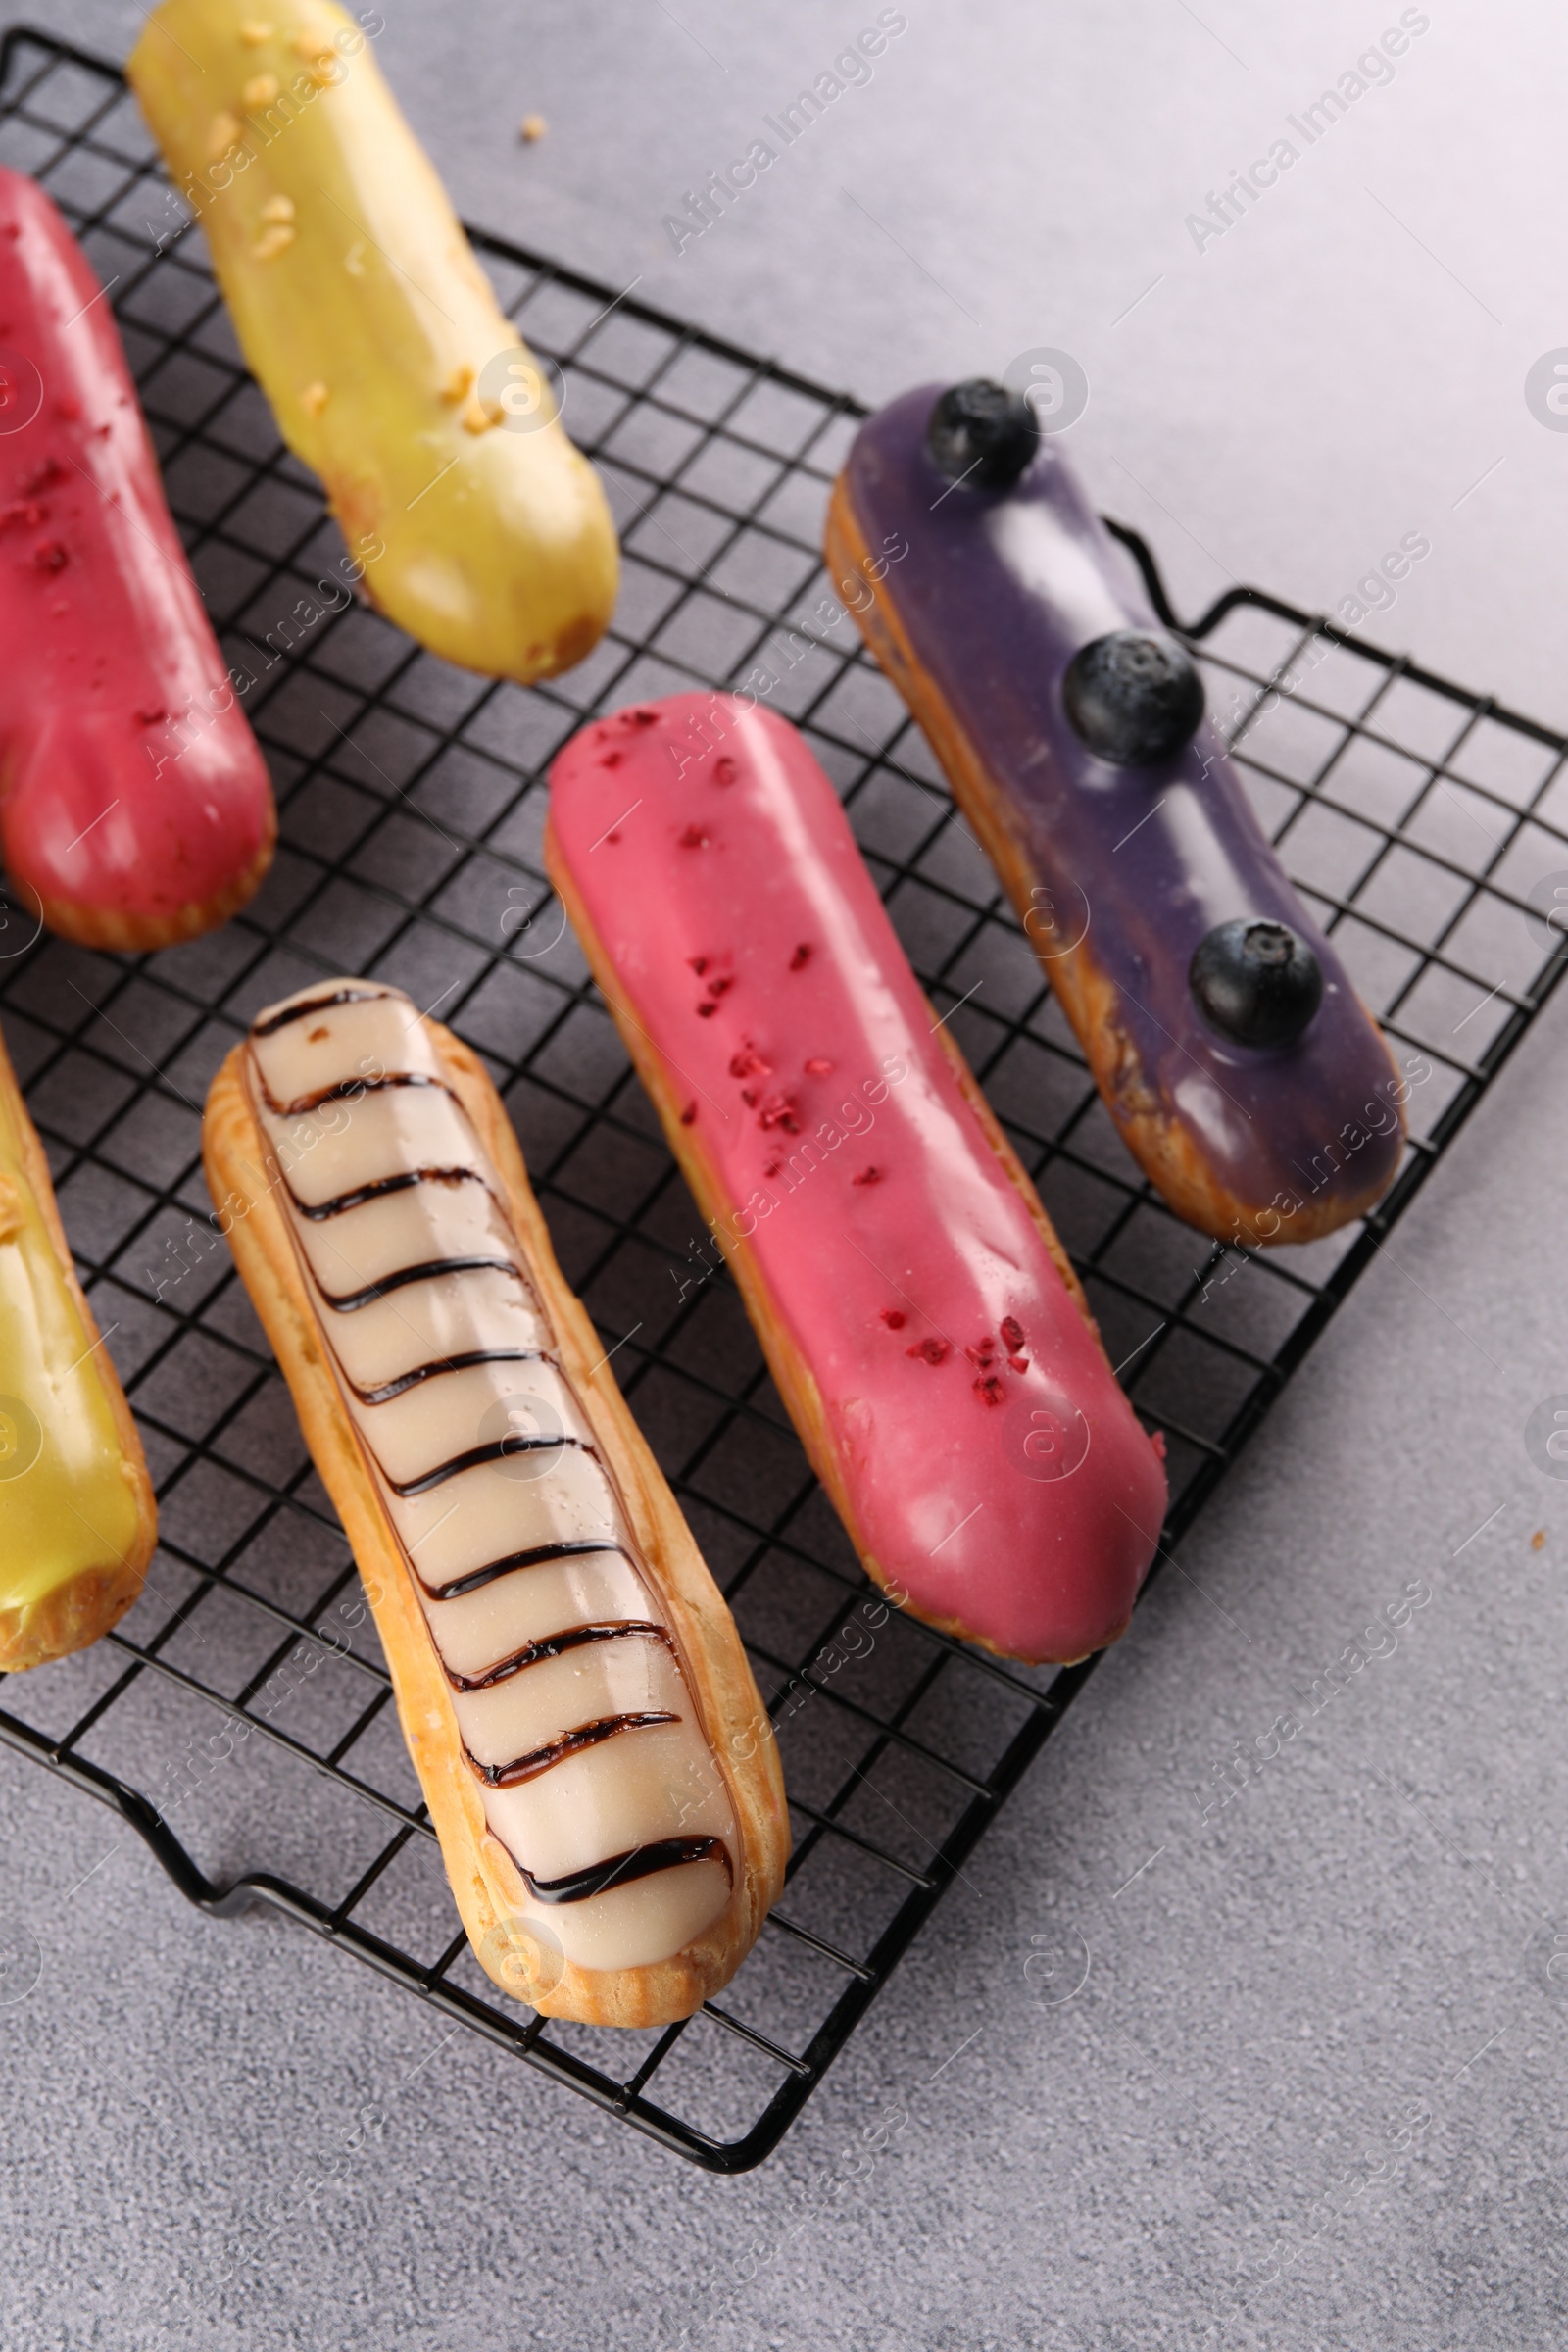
[2,26,1566,2175]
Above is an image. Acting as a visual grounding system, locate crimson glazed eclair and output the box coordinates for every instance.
[824,380,1407,1246]
[0,166,274,951]
[203,981,787,2027]
[546,694,1168,1666]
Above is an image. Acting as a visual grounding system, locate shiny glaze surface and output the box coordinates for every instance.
[129,0,617,686]
[0,1030,144,1613]
[244,981,736,1970]
[837,386,1406,1236]
[548,694,1168,1664]
[0,166,273,939]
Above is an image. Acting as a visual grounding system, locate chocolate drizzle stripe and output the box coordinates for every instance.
[416,1538,627,1605]
[250,987,397,1038]
[351,1348,547,1407]
[263,1069,451,1119]
[314,1255,523,1312]
[516,1836,733,1906]
[466,1711,680,1788]
[289,1165,487,1222]
[385,1432,587,1499]
[447,1619,672,1693]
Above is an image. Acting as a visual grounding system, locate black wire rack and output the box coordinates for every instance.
[2,27,1566,2175]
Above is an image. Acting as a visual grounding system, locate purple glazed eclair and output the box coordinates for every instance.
[824,380,1406,1247]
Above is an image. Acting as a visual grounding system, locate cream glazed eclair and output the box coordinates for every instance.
[202,980,787,2027]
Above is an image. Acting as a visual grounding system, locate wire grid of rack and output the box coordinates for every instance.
[1,28,1566,2174]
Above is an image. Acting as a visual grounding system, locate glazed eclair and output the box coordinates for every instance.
[1,1018,157,1670]
[203,981,787,2026]
[546,695,1169,1666]
[129,0,618,686]
[825,381,1407,1246]
[0,165,275,950]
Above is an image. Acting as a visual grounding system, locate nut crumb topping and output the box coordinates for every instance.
[300,381,329,416]
[242,74,280,107]
[252,222,296,261]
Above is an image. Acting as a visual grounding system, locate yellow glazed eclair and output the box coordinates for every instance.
[203,980,789,2026]
[0,1023,156,1671]
[129,0,618,684]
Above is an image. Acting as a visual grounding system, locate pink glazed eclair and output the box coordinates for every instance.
[546,695,1168,1666]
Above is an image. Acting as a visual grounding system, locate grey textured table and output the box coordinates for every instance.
[4,4,1567,2346]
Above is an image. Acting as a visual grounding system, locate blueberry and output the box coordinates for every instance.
[1189,919,1324,1049]
[1062,629,1205,766]
[926,379,1040,489]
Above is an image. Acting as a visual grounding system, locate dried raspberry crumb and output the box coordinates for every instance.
[31,538,68,573]
[880,1308,906,1328]
[763,1156,782,1177]
[604,831,621,845]
[134,704,167,726]
[712,755,738,785]
[706,974,733,998]
[679,1102,697,1125]
[789,943,811,970]
[973,1374,1005,1407]
[1007,1354,1029,1375]
[599,749,623,767]
[0,501,45,533]
[689,956,710,975]
[678,823,709,849]
[54,396,80,422]
[1151,1430,1167,1460]
[964,1339,996,1369]
[728,1045,772,1079]
[1000,1315,1025,1352]
[804,1056,832,1075]
[740,1088,758,1107]
[18,458,63,495]
[758,1095,800,1133]
[696,1002,717,1017]
[626,707,660,727]
[852,1166,881,1186]
[906,1338,950,1366]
